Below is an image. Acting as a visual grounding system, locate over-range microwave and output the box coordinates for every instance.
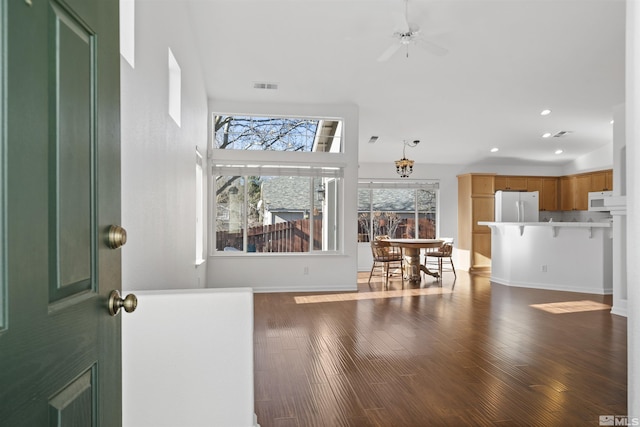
[588,191,613,211]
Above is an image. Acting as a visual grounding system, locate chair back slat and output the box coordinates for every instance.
[370,239,402,261]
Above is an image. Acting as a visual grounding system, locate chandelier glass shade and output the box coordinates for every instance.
[395,140,419,178]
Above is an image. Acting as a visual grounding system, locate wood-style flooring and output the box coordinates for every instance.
[253,271,627,427]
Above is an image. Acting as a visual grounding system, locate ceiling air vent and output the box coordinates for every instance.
[553,131,571,137]
[253,82,278,90]
[368,136,379,144]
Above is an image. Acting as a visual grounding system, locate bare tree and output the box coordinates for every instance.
[384,212,401,238]
[213,115,320,197]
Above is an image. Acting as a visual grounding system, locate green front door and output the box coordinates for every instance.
[0,0,122,425]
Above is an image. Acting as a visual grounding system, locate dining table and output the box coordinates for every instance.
[384,238,444,285]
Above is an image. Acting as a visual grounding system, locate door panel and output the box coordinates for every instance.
[0,0,5,333]
[50,1,95,301]
[48,368,96,427]
[0,0,121,425]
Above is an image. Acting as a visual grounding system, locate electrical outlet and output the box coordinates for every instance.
[541,265,547,273]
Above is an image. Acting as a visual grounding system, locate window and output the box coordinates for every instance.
[119,0,135,67]
[213,171,341,253]
[211,114,344,254]
[214,115,342,153]
[195,149,204,264]
[168,48,181,126]
[358,182,438,242]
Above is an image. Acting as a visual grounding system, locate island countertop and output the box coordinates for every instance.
[478,221,611,228]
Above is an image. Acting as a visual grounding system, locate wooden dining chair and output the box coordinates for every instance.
[368,237,404,289]
[424,239,456,280]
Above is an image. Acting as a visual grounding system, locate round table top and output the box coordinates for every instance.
[384,238,444,249]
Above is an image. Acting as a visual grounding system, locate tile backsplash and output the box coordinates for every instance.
[539,210,612,223]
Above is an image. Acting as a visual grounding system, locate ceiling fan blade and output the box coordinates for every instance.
[402,0,412,32]
[377,42,402,62]
[391,11,410,33]
[416,39,448,57]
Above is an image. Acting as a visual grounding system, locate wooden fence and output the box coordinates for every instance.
[358,218,436,242]
[217,219,322,252]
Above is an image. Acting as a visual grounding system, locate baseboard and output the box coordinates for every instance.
[251,284,358,293]
[490,276,613,295]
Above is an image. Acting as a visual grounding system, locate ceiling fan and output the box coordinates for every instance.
[377,0,448,62]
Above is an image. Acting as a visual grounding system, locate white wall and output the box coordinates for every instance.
[122,288,257,427]
[562,142,614,175]
[206,101,359,292]
[626,0,640,418]
[121,1,209,291]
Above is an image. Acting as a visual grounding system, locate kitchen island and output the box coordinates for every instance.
[478,221,612,294]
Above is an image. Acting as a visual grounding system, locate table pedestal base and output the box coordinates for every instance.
[404,247,439,285]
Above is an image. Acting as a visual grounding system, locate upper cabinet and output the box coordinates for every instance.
[560,172,607,211]
[471,174,496,195]
[494,176,528,191]
[494,170,610,212]
[589,169,613,191]
[559,176,575,211]
[527,177,558,211]
[574,175,591,210]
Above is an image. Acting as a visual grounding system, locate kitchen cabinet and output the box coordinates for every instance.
[560,174,590,211]
[560,176,574,211]
[494,176,528,191]
[527,177,558,211]
[590,169,613,191]
[542,177,559,211]
[458,173,494,273]
[575,175,591,210]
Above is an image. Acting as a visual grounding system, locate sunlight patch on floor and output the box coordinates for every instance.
[294,287,453,304]
[530,300,611,314]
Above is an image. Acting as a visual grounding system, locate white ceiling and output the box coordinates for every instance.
[187,0,625,167]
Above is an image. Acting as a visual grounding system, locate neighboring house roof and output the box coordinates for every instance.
[261,177,311,211]
[358,188,436,212]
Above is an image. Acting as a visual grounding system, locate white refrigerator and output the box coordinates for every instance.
[494,191,539,222]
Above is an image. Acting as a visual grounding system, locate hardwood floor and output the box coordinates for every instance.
[253,271,627,426]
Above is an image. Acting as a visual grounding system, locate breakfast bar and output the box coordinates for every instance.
[478,221,613,294]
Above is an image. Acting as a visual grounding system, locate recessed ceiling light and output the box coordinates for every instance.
[368,136,379,144]
[542,132,552,138]
[490,147,499,153]
[540,109,552,116]
[610,120,615,125]
[555,149,564,155]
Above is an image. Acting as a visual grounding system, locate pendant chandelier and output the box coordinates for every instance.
[395,140,420,178]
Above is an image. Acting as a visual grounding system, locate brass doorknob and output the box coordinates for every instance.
[108,290,138,316]
[107,225,127,249]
